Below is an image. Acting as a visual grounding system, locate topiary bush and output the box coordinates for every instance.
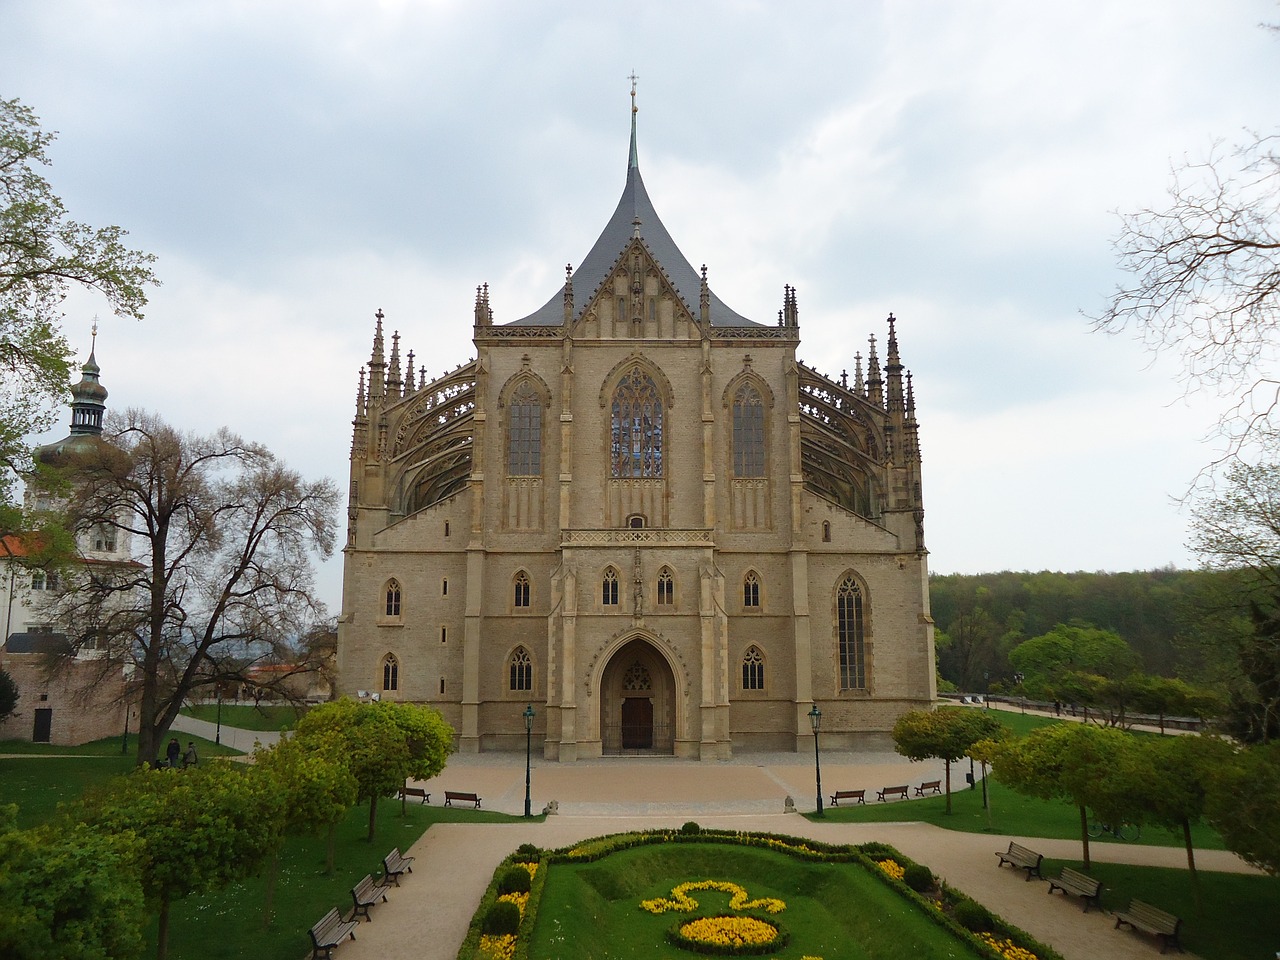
[903,863,934,892]
[498,865,532,894]
[953,898,993,933]
[482,899,522,936]
[680,821,702,835]
[515,842,540,858]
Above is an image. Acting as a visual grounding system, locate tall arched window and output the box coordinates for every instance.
[743,571,761,609]
[509,647,532,692]
[514,571,531,608]
[657,567,674,606]
[384,579,402,617]
[610,367,663,477]
[602,567,619,606]
[507,380,542,476]
[732,383,766,477]
[837,576,867,690]
[382,654,399,691]
[742,646,765,690]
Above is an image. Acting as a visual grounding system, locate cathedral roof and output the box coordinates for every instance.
[510,92,759,328]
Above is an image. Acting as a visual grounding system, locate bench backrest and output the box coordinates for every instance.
[311,907,342,939]
[1061,866,1094,886]
[922,780,939,786]
[1008,841,1036,857]
[354,874,375,895]
[1128,900,1178,931]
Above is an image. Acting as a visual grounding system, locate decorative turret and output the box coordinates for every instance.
[781,285,798,328]
[368,309,386,402]
[68,321,108,437]
[389,330,403,400]
[865,334,883,409]
[884,313,904,417]
[563,263,574,323]
[352,366,368,455]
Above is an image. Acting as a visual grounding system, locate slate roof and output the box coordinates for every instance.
[510,119,759,328]
[4,632,73,655]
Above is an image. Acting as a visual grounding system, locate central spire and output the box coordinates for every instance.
[628,70,639,171]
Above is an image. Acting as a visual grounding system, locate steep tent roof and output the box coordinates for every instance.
[510,91,758,328]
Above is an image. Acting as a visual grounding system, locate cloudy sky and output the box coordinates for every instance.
[4,2,1277,614]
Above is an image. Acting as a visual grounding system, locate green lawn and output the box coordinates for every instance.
[1041,858,1280,960]
[530,841,985,960]
[181,703,307,731]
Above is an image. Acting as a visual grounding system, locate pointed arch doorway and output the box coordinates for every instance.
[600,637,676,755]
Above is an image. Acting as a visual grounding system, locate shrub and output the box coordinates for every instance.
[482,899,521,936]
[680,821,702,835]
[953,899,993,933]
[515,842,540,858]
[903,863,934,892]
[498,865,531,894]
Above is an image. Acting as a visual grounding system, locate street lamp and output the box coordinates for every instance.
[523,704,535,818]
[215,685,223,746]
[808,704,824,818]
[121,706,129,755]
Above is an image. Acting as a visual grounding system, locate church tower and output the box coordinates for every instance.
[337,86,935,759]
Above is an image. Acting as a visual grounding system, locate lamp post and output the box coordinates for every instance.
[808,704,823,818]
[523,704,535,818]
[215,685,223,746]
[121,706,129,755]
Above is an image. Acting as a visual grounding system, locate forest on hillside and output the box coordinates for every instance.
[928,567,1251,692]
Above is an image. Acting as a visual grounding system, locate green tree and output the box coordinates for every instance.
[294,698,454,841]
[0,666,16,721]
[0,97,157,528]
[892,708,1004,814]
[1008,623,1140,697]
[993,723,1137,869]
[78,762,285,960]
[40,410,341,767]
[1205,740,1280,876]
[0,810,146,960]
[253,731,357,890]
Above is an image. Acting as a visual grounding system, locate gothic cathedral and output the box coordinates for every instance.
[337,94,936,760]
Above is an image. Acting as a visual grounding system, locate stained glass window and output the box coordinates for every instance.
[508,381,542,476]
[838,577,866,690]
[611,367,664,477]
[732,383,765,477]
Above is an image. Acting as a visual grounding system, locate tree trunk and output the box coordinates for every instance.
[263,849,278,928]
[156,895,171,960]
[1183,818,1202,913]
[367,794,378,842]
[1079,804,1091,870]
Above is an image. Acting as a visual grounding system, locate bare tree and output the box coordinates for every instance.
[40,409,340,766]
[1094,133,1280,463]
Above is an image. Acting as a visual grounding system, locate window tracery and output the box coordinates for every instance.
[610,367,664,477]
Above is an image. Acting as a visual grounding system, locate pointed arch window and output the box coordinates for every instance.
[742,646,765,690]
[837,576,867,690]
[657,567,674,606]
[732,382,766,477]
[743,571,761,609]
[507,380,542,476]
[602,567,619,606]
[514,571,531,608]
[509,647,532,692]
[611,367,664,477]
[384,579,402,617]
[382,654,399,692]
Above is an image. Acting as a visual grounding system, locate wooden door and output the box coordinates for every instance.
[32,708,52,743]
[621,697,653,749]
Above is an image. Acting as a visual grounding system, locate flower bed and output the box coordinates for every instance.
[459,830,1064,960]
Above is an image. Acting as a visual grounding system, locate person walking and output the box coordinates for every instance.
[183,741,199,768]
[165,737,181,769]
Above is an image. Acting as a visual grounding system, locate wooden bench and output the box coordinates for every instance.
[397,785,429,804]
[382,847,415,886]
[876,785,909,802]
[349,873,390,921]
[1047,865,1103,912]
[829,789,866,806]
[914,779,942,796]
[309,907,357,959]
[1115,899,1182,953]
[994,840,1044,881]
[444,790,482,808]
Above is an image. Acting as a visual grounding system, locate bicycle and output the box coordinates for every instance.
[1087,819,1140,841]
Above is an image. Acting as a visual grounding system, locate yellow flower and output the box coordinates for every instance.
[497,891,529,915]
[478,934,515,960]
[519,861,538,878]
[977,931,1038,960]
[680,915,778,947]
[639,879,786,915]
[875,859,905,881]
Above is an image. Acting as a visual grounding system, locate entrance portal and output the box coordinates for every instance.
[599,637,676,755]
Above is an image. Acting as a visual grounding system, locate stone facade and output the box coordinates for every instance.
[336,97,936,759]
